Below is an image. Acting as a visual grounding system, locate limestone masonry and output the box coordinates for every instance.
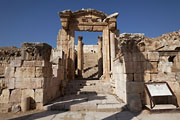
[0,9,180,113]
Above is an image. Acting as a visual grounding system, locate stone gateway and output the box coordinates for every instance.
[0,9,180,113]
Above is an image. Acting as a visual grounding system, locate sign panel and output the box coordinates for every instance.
[146,83,172,97]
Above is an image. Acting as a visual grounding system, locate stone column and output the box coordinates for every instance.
[82,42,84,73]
[110,31,116,73]
[77,36,83,78]
[103,27,111,80]
[98,36,103,78]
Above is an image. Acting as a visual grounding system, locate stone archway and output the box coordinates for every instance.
[57,9,119,80]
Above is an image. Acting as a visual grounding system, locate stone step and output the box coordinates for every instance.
[44,94,126,112]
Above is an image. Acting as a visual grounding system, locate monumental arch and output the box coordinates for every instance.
[57,9,119,80]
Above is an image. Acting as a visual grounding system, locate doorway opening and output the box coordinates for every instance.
[74,31,102,80]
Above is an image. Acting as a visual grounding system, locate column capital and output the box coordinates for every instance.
[98,36,102,41]
[78,36,83,41]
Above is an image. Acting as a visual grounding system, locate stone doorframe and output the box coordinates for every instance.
[57,9,119,80]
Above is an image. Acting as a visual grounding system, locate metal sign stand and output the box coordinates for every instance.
[145,82,179,109]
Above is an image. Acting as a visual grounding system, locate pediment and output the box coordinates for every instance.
[59,9,107,19]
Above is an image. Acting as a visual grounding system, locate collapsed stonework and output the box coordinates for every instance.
[112,30,180,111]
[0,9,180,113]
[0,43,66,112]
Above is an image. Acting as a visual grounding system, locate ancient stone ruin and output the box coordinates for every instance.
[0,9,180,113]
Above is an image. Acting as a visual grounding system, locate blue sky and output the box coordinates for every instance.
[0,0,180,48]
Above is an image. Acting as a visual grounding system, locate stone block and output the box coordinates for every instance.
[0,103,11,113]
[15,78,44,89]
[174,91,180,106]
[134,74,144,82]
[132,52,142,62]
[0,66,5,75]
[133,62,144,73]
[124,52,133,62]
[10,60,23,67]
[21,89,34,100]
[11,104,21,113]
[23,60,50,67]
[167,81,180,92]
[8,78,15,89]
[151,73,176,82]
[176,72,180,81]
[9,89,22,103]
[147,62,158,73]
[127,94,142,112]
[141,52,148,60]
[124,62,134,73]
[126,82,144,94]
[4,67,15,78]
[35,89,44,103]
[126,74,134,81]
[0,89,10,103]
[158,61,173,73]
[148,52,159,61]
[144,73,151,82]
[15,67,35,78]
[35,102,44,110]
[35,67,44,78]
[21,43,52,61]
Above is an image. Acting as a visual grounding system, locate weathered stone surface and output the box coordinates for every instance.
[158,61,173,73]
[147,62,158,73]
[124,62,134,73]
[124,52,133,62]
[176,72,180,81]
[21,43,52,61]
[167,81,180,92]
[23,60,50,67]
[35,67,52,78]
[9,89,22,103]
[0,78,7,90]
[0,47,21,63]
[10,60,23,67]
[11,104,21,113]
[126,82,144,94]
[134,74,144,82]
[4,67,15,78]
[0,89,9,103]
[35,67,44,78]
[151,73,176,82]
[133,62,144,73]
[127,94,142,112]
[21,89,34,101]
[148,52,159,61]
[132,53,142,62]
[8,78,15,89]
[144,73,151,82]
[21,97,30,112]
[0,103,11,113]
[15,67,35,78]
[35,89,44,103]
[15,78,43,89]
[35,102,44,110]
[126,74,134,81]
[0,66,5,75]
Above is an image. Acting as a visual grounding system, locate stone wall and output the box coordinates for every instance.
[0,43,66,112]
[0,47,21,76]
[75,45,98,53]
[112,30,180,112]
